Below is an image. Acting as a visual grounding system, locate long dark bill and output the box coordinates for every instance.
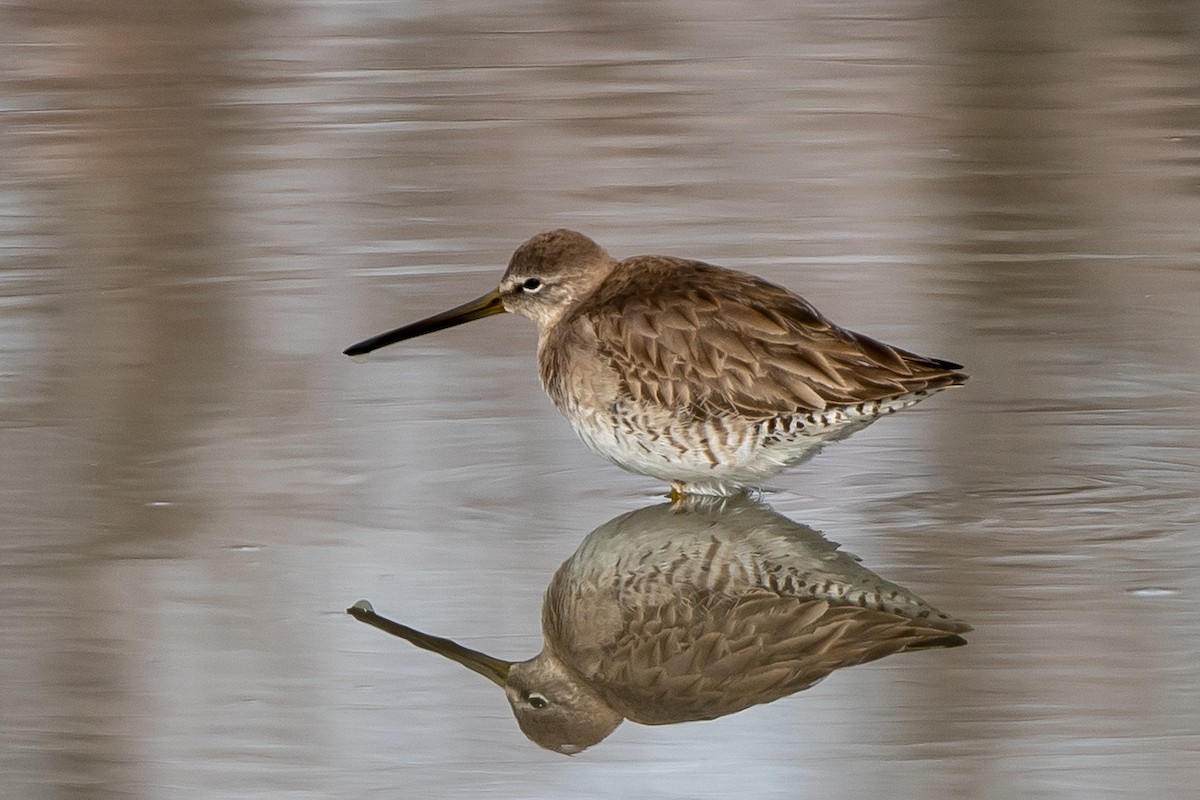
[343,289,505,357]
[348,600,511,686]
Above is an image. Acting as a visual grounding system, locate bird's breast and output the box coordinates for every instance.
[537,318,621,413]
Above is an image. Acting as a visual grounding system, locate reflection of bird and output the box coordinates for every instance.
[349,496,971,754]
[344,230,966,495]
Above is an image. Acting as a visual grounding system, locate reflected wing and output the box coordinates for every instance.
[595,591,969,725]
[583,258,965,418]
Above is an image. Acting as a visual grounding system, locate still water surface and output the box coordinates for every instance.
[2,1,1199,798]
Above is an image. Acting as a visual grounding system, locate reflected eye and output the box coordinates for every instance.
[521,278,543,293]
[527,692,549,710]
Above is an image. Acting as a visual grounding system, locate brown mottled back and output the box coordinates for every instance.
[569,256,965,419]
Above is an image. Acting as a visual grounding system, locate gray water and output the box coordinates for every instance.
[2,1,1199,798]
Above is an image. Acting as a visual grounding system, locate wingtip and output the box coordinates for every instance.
[924,632,970,649]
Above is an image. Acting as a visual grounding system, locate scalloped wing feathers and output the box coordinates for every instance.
[566,257,964,420]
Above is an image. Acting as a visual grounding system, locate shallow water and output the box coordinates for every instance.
[2,1,1199,798]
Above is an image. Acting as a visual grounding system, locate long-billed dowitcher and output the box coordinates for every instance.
[349,495,970,754]
[345,230,966,495]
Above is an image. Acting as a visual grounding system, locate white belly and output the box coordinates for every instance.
[560,394,928,495]
[571,412,769,494]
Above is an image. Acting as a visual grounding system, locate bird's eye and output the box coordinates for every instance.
[521,278,543,292]
[527,692,549,710]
